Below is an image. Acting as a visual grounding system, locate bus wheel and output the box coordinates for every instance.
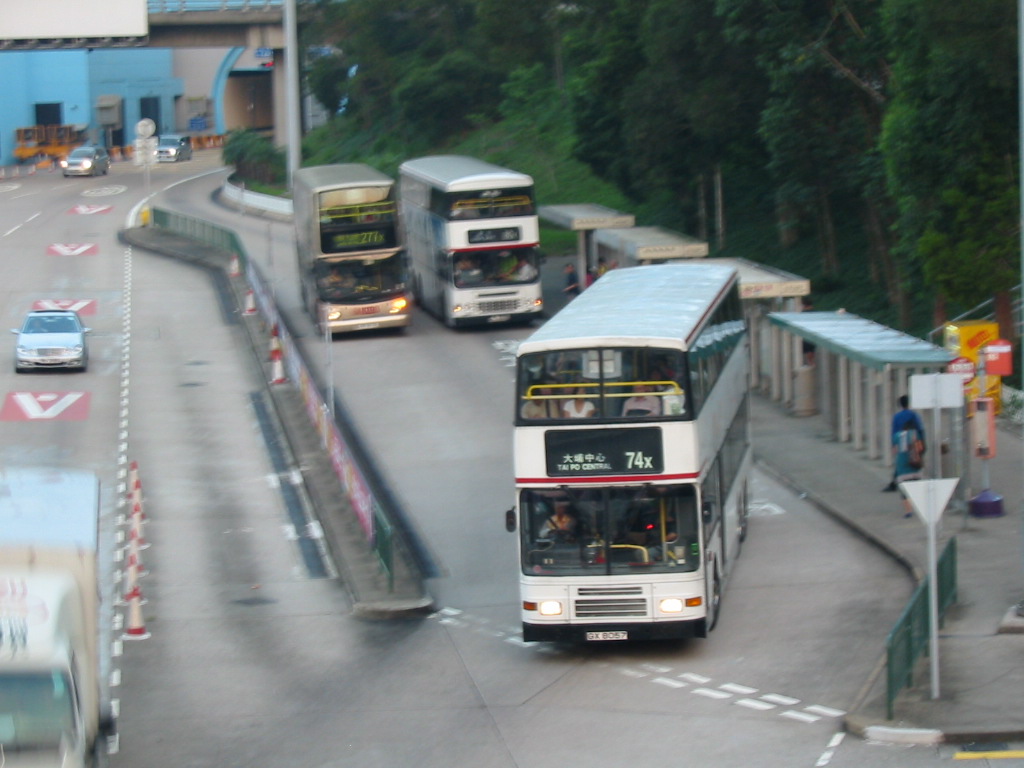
[707,570,722,632]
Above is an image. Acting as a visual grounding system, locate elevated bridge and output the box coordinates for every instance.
[0,0,284,50]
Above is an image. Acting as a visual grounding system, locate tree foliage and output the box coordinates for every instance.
[292,0,1019,333]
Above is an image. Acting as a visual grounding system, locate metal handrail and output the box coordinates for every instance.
[926,284,1023,345]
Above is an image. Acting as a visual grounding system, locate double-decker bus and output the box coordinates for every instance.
[398,155,543,327]
[509,263,751,642]
[292,164,411,334]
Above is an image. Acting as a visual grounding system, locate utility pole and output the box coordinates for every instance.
[284,0,301,189]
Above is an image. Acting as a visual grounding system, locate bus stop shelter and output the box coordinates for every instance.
[593,226,709,266]
[538,204,635,281]
[768,311,953,465]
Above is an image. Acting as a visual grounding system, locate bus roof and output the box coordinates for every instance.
[293,164,394,193]
[0,467,99,551]
[519,263,739,352]
[398,155,533,192]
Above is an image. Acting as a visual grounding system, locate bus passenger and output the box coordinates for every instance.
[621,384,662,417]
[521,384,561,420]
[562,387,596,419]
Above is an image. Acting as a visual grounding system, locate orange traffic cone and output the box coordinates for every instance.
[268,325,286,385]
[243,289,257,316]
[127,479,144,521]
[129,504,149,549]
[228,252,241,277]
[123,585,151,640]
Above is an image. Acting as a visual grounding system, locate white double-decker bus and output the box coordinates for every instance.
[509,263,751,642]
[292,164,411,334]
[398,155,543,327]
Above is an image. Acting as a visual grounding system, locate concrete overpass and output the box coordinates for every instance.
[0,0,284,50]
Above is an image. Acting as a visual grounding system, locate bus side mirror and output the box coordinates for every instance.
[505,507,517,532]
[701,500,715,525]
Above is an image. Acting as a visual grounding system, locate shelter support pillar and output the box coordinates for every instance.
[851,360,864,451]
[770,324,783,401]
[838,356,850,443]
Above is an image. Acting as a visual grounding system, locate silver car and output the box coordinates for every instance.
[155,134,193,162]
[61,146,111,177]
[12,310,90,372]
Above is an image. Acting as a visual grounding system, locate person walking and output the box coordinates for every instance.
[563,262,581,298]
[884,394,925,492]
[893,424,924,517]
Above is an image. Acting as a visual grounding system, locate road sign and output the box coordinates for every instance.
[947,356,975,384]
[902,478,959,526]
[984,340,1013,377]
[136,118,156,138]
[134,137,158,167]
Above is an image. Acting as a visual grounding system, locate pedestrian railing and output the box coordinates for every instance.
[145,206,427,594]
[885,537,958,719]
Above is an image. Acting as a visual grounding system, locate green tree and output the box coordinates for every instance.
[306,53,350,117]
[882,0,1019,335]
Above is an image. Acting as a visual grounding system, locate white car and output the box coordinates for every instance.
[12,310,90,372]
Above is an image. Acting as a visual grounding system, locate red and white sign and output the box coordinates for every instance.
[984,339,1014,377]
[31,299,97,315]
[46,243,98,256]
[66,205,112,215]
[947,356,975,384]
[0,392,91,421]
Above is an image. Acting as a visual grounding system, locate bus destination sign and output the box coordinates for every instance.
[467,227,521,245]
[545,427,663,477]
[329,229,387,250]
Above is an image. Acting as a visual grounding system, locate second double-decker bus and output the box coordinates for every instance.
[398,155,543,327]
[508,263,751,642]
[292,164,411,334]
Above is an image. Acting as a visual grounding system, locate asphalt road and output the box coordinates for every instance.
[0,157,960,766]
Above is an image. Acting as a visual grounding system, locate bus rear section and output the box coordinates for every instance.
[293,164,411,334]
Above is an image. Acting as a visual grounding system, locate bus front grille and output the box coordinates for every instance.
[478,299,520,314]
[574,598,648,618]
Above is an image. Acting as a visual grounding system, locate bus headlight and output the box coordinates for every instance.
[659,598,684,614]
[538,600,563,616]
[327,309,342,321]
[389,297,408,314]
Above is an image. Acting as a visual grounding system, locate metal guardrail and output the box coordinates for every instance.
[885,537,958,719]
[148,0,282,11]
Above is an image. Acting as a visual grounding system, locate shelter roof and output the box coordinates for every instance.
[769,311,953,370]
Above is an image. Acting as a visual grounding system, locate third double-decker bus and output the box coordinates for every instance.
[398,155,543,327]
[292,164,410,334]
[508,263,751,642]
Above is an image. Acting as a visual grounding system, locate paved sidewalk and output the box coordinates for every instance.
[751,392,1024,744]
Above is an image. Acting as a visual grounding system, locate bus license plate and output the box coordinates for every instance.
[487,314,511,323]
[586,631,627,641]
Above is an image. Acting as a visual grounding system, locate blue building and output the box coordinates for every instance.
[0,48,183,165]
